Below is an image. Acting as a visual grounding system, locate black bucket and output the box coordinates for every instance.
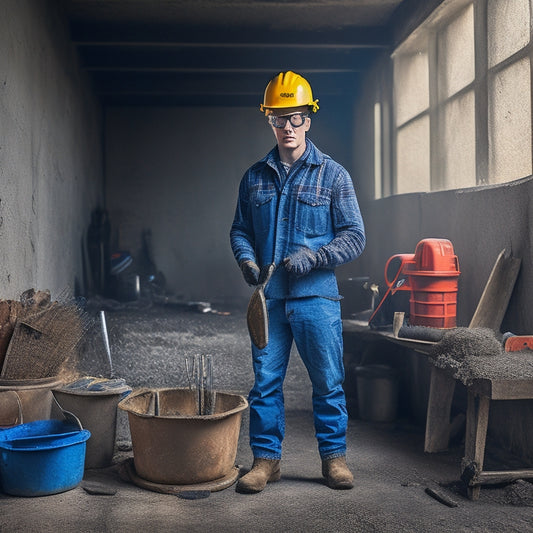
[355,365,399,422]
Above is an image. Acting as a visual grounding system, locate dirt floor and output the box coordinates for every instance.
[1,303,533,532]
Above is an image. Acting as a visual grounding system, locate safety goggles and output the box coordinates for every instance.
[268,112,309,129]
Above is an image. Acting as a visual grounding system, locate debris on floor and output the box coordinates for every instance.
[81,480,117,496]
[86,293,231,316]
[503,479,533,506]
[424,486,459,508]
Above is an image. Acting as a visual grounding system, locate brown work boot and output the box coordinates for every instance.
[236,458,281,494]
[322,456,354,490]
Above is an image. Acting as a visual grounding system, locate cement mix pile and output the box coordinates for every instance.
[430,328,533,386]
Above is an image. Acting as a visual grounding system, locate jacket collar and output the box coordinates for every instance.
[262,138,325,169]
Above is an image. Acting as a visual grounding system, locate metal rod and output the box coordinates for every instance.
[197,355,203,415]
[100,310,114,378]
[185,354,215,415]
[154,390,160,416]
[205,355,215,415]
[185,356,193,391]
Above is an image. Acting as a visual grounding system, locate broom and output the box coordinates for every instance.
[0,296,94,380]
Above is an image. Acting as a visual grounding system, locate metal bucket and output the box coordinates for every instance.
[0,377,63,426]
[53,378,131,469]
[119,388,248,485]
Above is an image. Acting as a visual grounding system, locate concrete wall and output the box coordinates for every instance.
[355,180,533,332]
[0,0,103,300]
[105,100,356,306]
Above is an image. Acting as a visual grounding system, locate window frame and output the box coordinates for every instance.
[384,0,533,197]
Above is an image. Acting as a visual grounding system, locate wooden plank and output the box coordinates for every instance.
[489,380,533,400]
[478,468,533,485]
[424,366,456,452]
[470,378,533,400]
[469,249,521,331]
[464,392,490,500]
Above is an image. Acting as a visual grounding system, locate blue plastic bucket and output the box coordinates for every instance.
[0,419,90,496]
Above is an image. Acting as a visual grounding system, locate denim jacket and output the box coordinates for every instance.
[230,139,365,299]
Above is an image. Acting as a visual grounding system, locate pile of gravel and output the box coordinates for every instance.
[504,479,533,506]
[430,327,533,386]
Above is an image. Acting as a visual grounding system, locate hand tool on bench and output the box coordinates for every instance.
[504,335,533,352]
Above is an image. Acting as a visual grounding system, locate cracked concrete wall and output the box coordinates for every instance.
[0,0,103,300]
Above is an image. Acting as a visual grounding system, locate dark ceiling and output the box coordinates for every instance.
[61,0,434,107]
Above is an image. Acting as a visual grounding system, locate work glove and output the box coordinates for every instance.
[240,260,260,285]
[283,247,318,277]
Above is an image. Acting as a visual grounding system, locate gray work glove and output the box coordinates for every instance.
[283,247,318,277]
[240,260,260,285]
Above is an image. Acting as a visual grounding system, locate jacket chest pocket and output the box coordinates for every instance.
[252,191,276,236]
[295,191,331,237]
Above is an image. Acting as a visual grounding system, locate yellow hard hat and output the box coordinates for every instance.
[260,71,319,114]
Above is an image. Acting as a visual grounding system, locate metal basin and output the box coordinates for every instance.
[118,388,248,485]
[0,377,63,425]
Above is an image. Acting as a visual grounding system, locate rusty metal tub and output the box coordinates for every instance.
[118,388,248,486]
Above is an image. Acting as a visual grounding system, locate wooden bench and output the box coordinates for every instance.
[461,375,533,499]
[343,323,533,500]
[343,249,526,500]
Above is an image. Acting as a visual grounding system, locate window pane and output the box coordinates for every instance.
[488,0,530,67]
[438,4,474,99]
[489,58,532,184]
[374,102,382,199]
[394,49,429,126]
[396,115,430,193]
[439,91,476,190]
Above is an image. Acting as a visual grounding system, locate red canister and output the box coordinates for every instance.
[385,239,460,328]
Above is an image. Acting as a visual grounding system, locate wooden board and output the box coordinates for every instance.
[468,249,521,331]
[424,366,456,453]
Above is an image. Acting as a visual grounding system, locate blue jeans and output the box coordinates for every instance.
[248,297,348,460]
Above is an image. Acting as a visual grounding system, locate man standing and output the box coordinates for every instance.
[230,71,365,493]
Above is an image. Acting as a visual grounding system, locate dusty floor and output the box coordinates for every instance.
[1,303,533,532]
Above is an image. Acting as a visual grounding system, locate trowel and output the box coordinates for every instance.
[246,263,275,350]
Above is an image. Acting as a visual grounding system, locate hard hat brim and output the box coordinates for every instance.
[260,100,319,114]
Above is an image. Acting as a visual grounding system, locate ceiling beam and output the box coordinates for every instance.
[97,93,274,107]
[389,0,447,46]
[78,45,378,72]
[92,70,361,96]
[70,21,392,48]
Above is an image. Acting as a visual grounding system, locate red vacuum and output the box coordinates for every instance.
[369,238,460,329]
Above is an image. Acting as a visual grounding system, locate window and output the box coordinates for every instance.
[373,65,392,199]
[394,47,429,125]
[396,115,430,194]
[388,0,533,196]
[489,58,532,183]
[487,0,532,184]
[488,0,530,68]
[393,38,430,194]
[374,102,382,198]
